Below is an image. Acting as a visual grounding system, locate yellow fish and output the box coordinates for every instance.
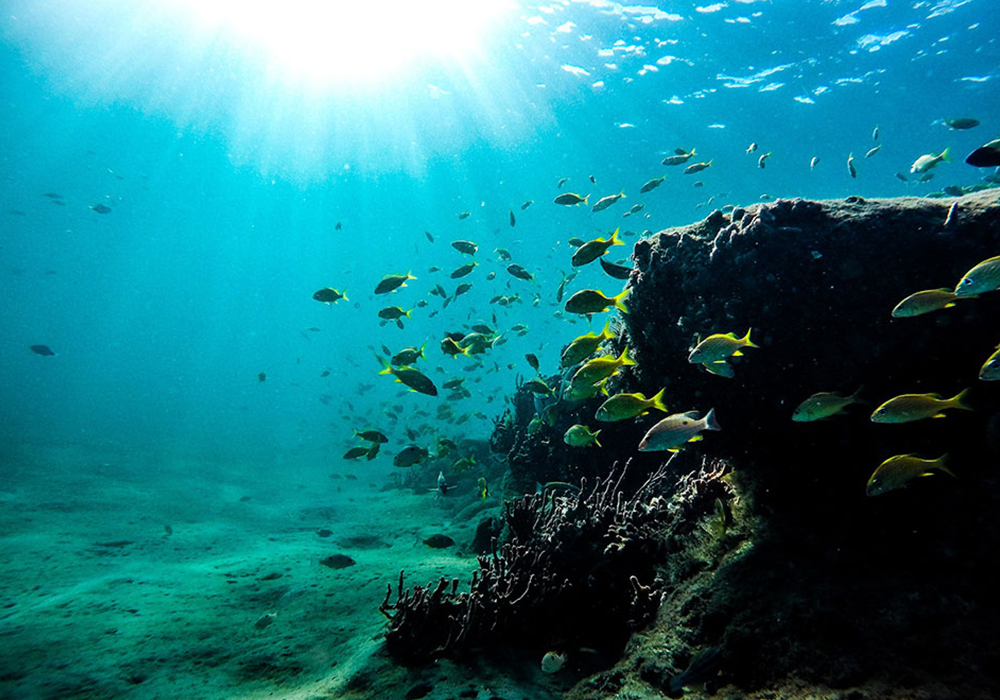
[565,288,630,315]
[866,454,955,496]
[791,388,864,422]
[564,424,601,448]
[955,254,1000,296]
[561,322,615,367]
[571,346,635,387]
[572,228,623,267]
[891,288,971,317]
[870,389,971,423]
[595,389,668,422]
[980,344,1000,381]
[688,329,758,365]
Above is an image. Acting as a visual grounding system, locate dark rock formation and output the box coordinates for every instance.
[569,190,1000,699]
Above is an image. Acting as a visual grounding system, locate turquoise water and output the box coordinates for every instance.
[1,1,997,465]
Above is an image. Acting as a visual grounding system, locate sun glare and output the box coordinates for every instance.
[172,0,508,87]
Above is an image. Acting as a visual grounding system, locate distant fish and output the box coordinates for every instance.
[872,125,879,141]
[639,176,665,193]
[941,117,979,130]
[450,262,478,279]
[42,192,63,199]
[29,344,56,356]
[683,161,712,175]
[746,142,758,154]
[452,240,478,255]
[521,200,533,210]
[425,230,435,242]
[557,177,569,188]
[509,209,516,227]
[258,372,266,382]
[374,272,415,294]
[847,152,857,178]
[335,221,342,231]
[90,203,112,214]
[865,145,881,158]
[506,263,534,282]
[589,174,597,184]
[758,152,771,168]
[423,533,455,548]
[554,192,588,206]
[458,211,471,219]
[592,192,626,213]
[910,148,950,174]
[663,148,696,166]
[313,287,347,304]
[810,156,820,170]
[394,445,430,467]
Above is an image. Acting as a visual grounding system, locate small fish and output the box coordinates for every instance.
[442,377,465,390]
[564,424,601,448]
[354,429,388,443]
[507,263,534,282]
[891,288,971,317]
[90,203,112,214]
[554,192,589,206]
[942,118,979,130]
[452,240,478,255]
[758,152,771,169]
[662,148,696,166]
[451,456,476,473]
[425,230,435,242]
[524,377,552,395]
[561,322,615,367]
[639,176,665,193]
[810,156,820,169]
[571,346,635,387]
[865,145,881,158]
[458,211,471,220]
[495,248,512,261]
[688,329,758,365]
[258,372,266,382]
[509,210,516,227]
[565,288,629,315]
[525,353,540,372]
[29,344,56,356]
[592,191,626,213]
[451,262,478,279]
[979,345,1000,381]
[454,282,473,297]
[871,389,971,423]
[423,533,455,548]
[910,148,950,174]
[521,200,534,210]
[596,389,668,422]
[599,257,632,280]
[441,337,470,358]
[557,177,569,188]
[541,651,567,674]
[567,237,585,247]
[394,445,430,467]
[477,476,489,502]
[791,389,863,422]
[378,359,438,396]
[683,160,712,175]
[866,454,955,497]
[847,152,857,179]
[589,174,596,184]
[572,228,623,267]
[965,138,1000,167]
[746,142,758,154]
[344,446,370,460]
[955,255,1000,296]
[895,172,909,182]
[872,125,879,141]
[374,272,415,294]
[638,409,720,452]
[622,203,644,218]
[378,306,410,320]
[335,221,342,231]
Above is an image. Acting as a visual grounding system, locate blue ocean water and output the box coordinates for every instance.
[2,0,995,466]
[0,2,998,694]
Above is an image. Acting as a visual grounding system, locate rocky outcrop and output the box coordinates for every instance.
[569,190,1000,699]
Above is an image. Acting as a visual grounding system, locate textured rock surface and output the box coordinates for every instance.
[565,190,1000,699]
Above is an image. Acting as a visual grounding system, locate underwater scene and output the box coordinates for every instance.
[2,0,1000,698]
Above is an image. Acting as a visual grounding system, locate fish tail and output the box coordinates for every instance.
[949,388,973,411]
[940,147,951,162]
[404,309,412,319]
[934,454,957,478]
[849,385,867,404]
[703,407,721,431]
[691,148,696,156]
[342,292,348,302]
[650,388,669,413]
[612,288,630,313]
[742,328,759,348]
[593,430,602,448]
[619,190,626,198]
[619,345,636,367]
[610,228,623,246]
[706,159,713,166]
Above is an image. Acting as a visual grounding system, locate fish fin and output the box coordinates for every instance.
[376,356,393,375]
[612,288,630,313]
[943,302,956,309]
[601,320,613,341]
[583,194,590,204]
[703,407,721,431]
[689,434,704,442]
[690,148,696,156]
[940,147,951,162]
[619,345,636,366]
[668,447,682,453]
[610,228,623,246]
[741,328,759,348]
[950,388,973,411]
[732,350,743,357]
[651,388,669,413]
[707,159,713,166]
[342,293,349,302]
[619,190,626,198]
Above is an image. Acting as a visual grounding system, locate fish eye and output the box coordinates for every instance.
[962,278,973,286]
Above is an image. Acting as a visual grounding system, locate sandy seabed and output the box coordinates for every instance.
[0,442,566,700]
